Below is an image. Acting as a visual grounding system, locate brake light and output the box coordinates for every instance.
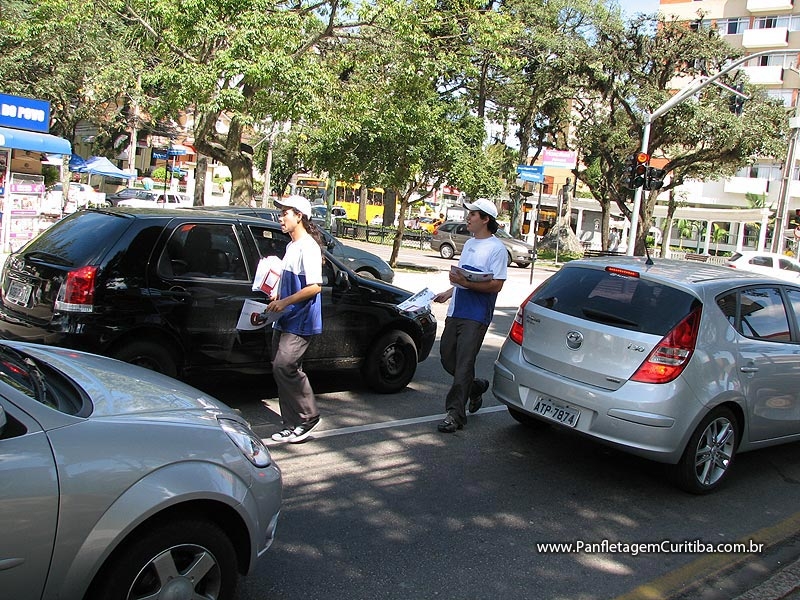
[509,292,536,345]
[55,266,97,312]
[630,305,701,384]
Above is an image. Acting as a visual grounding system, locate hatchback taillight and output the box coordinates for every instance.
[509,292,536,345]
[630,305,702,384]
[55,266,97,312]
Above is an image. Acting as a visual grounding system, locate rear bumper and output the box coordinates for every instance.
[492,341,704,464]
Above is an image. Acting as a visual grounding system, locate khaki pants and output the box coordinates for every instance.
[271,330,319,428]
[440,317,489,426]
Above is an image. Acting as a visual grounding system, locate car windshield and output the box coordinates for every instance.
[495,228,513,239]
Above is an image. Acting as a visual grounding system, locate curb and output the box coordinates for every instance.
[733,557,800,600]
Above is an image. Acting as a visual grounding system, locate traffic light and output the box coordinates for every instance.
[621,153,650,189]
[729,82,745,116]
[644,167,666,191]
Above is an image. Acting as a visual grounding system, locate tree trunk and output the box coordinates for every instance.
[389,194,413,267]
[194,155,207,206]
[358,184,368,223]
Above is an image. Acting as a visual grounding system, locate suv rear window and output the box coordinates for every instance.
[530,266,698,335]
[22,211,130,266]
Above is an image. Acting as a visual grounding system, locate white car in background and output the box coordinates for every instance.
[117,190,192,208]
[41,183,108,216]
[725,251,800,282]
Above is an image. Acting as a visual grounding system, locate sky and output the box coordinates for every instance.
[616,0,661,18]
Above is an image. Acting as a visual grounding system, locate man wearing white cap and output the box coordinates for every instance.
[267,195,326,443]
[433,198,507,433]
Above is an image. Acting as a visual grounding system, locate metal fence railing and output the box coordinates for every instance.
[335,221,432,250]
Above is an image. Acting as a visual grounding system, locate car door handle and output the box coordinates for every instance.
[740,365,759,373]
[163,288,191,302]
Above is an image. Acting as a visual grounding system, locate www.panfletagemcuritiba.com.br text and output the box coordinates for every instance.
[537,540,763,557]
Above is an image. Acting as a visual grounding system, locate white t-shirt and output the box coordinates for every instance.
[448,235,507,325]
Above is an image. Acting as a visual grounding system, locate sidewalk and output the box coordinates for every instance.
[733,557,800,600]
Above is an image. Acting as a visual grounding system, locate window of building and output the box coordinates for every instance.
[767,88,794,108]
[735,165,782,180]
[755,52,797,68]
[753,15,800,30]
[716,17,749,35]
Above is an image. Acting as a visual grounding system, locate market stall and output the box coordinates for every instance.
[0,93,71,252]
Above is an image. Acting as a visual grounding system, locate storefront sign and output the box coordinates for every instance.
[541,148,577,169]
[0,93,51,134]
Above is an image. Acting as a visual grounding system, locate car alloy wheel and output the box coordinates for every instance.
[673,406,738,494]
[439,244,455,260]
[88,519,238,600]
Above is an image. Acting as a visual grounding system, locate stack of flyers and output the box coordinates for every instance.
[253,255,283,296]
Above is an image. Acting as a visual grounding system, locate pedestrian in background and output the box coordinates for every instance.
[268,195,325,443]
[433,199,507,433]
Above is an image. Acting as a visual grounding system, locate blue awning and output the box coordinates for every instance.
[0,126,71,155]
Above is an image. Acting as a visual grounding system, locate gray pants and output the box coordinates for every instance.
[271,331,319,428]
[440,317,489,426]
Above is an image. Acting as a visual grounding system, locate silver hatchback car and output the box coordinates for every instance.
[431,221,534,267]
[0,341,282,600]
[494,257,800,493]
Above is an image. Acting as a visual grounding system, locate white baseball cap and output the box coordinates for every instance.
[275,194,312,218]
[464,198,498,219]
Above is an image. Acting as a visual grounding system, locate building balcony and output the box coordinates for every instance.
[741,65,785,85]
[747,0,794,12]
[723,177,769,195]
[742,27,789,48]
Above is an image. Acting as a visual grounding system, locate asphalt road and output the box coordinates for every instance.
[190,240,800,600]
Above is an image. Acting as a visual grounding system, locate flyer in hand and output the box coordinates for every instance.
[397,287,435,313]
[253,255,282,296]
[450,265,493,283]
[236,299,277,330]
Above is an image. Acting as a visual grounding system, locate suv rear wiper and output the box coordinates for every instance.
[582,307,639,328]
[24,251,74,267]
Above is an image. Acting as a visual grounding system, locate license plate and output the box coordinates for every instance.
[6,280,32,306]
[532,396,580,428]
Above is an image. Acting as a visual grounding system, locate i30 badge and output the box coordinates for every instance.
[565,330,583,350]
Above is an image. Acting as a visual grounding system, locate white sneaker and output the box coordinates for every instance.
[289,417,321,443]
[271,427,296,443]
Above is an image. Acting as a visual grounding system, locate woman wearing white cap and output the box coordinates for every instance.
[267,195,326,443]
[433,198,507,433]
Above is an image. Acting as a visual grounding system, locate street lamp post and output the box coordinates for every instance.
[627,49,789,256]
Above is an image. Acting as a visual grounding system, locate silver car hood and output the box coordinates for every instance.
[4,341,229,418]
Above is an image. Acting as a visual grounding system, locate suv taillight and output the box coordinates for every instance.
[509,292,536,345]
[55,266,97,312]
[630,305,702,384]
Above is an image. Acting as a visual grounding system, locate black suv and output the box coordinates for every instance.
[0,208,436,393]
[189,205,395,282]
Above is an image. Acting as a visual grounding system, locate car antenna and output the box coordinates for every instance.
[644,244,654,266]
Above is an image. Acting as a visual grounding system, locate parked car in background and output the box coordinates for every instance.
[494,256,800,493]
[105,187,155,206]
[725,250,800,282]
[311,204,347,228]
[117,190,192,208]
[431,220,534,267]
[0,339,281,600]
[0,207,433,392]
[416,217,438,233]
[194,206,395,283]
[41,182,108,216]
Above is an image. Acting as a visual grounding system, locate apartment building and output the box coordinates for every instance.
[660,0,800,254]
